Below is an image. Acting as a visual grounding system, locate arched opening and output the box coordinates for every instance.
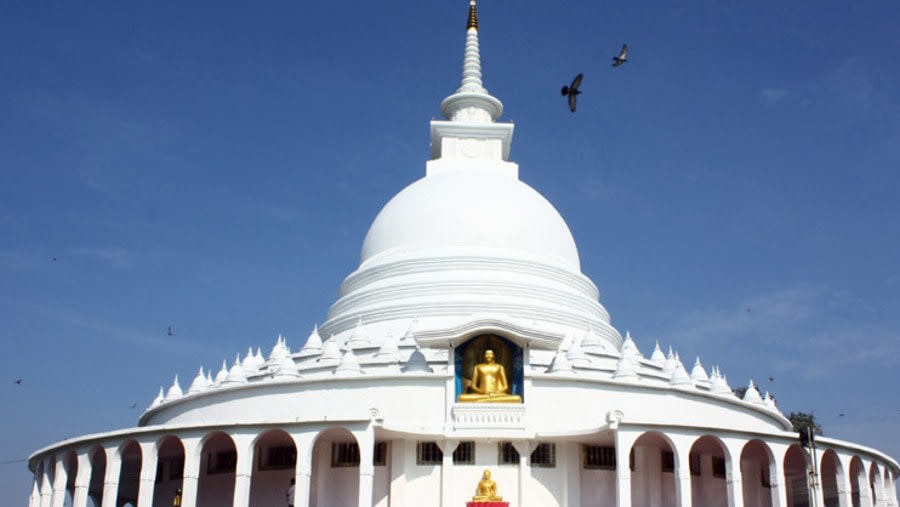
[848,456,864,507]
[250,429,297,507]
[88,444,107,507]
[310,427,361,507]
[689,435,728,507]
[63,450,78,507]
[868,462,882,506]
[154,436,186,506]
[630,431,677,507]
[819,449,841,507]
[116,440,142,507]
[740,439,775,507]
[784,444,811,507]
[198,431,237,507]
[455,334,524,402]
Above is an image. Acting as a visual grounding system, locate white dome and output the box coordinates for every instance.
[361,167,580,270]
[324,163,619,350]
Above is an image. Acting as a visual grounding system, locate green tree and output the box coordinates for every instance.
[788,411,823,436]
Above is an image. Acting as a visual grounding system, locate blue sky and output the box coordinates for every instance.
[2,0,899,502]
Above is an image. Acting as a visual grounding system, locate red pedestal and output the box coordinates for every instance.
[466,502,508,507]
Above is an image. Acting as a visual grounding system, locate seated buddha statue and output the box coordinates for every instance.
[458,349,521,403]
[472,468,502,502]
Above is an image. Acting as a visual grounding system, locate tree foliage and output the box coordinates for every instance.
[788,411,823,436]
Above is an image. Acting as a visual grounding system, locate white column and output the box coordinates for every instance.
[522,345,533,403]
[136,439,158,507]
[858,459,874,507]
[446,346,457,432]
[810,448,825,507]
[888,472,899,507]
[355,425,376,507]
[50,456,68,507]
[614,429,638,507]
[890,473,899,507]
[72,450,92,507]
[179,435,203,507]
[835,453,854,507]
[720,437,745,507]
[563,442,582,507]
[872,468,885,507]
[101,443,123,507]
[511,441,532,507]
[39,460,53,507]
[670,435,693,507]
[29,471,41,507]
[290,431,317,507]
[768,443,789,507]
[437,439,459,507]
[231,431,256,507]
[388,440,408,507]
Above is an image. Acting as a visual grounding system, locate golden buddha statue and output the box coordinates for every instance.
[472,468,502,502]
[458,349,521,403]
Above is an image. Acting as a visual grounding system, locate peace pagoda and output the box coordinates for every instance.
[26,2,898,507]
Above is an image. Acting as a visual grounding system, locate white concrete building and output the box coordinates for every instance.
[26,2,899,507]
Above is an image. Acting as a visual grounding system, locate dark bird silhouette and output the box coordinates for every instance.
[561,73,583,112]
[167,326,175,336]
[839,413,845,417]
[14,378,22,385]
[52,257,57,262]
[612,44,628,67]
[768,377,774,382]
[129,403,137,409]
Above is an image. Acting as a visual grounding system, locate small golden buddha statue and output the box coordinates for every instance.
[472,468,502,502]
[458,349,522,403]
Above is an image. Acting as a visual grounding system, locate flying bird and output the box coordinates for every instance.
[561,73,583,112]
[167,326,175,336]
[612,44,628,67]
[129,403,137,409]
[14,378,22,385]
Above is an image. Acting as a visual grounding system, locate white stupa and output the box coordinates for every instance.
[26,3,898,507]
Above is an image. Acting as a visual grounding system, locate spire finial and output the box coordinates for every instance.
[438,0,503,123]
[467,0,479,30]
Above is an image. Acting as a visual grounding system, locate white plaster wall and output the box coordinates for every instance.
[527,378,789,435]
[403,466,441,507]
[373,464,390,507]
[196,472,234,507]
[313,443,358,507]
[579,469,617,507]
[531,466,562,506]
[144,377,447,429]
[249,470,294,507]
[687,454,729,507]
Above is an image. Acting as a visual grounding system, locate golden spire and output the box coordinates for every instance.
[467,0,479,30]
